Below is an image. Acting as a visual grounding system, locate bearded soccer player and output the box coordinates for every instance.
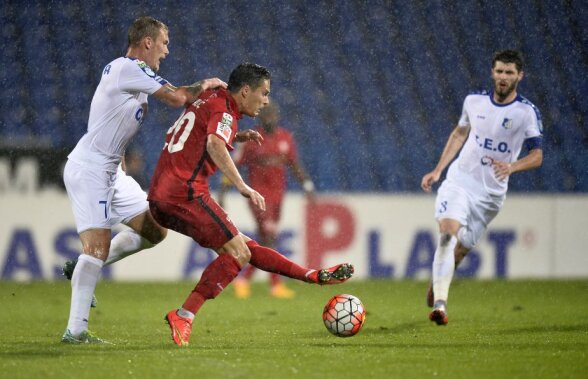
[147,63,353,346]
[421,50,543,325]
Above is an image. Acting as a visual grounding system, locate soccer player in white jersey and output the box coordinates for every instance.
[61,16,226,343]
[421,50,543,326]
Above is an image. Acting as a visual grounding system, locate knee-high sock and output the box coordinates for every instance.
[240,264,256,280]
[67,254,103,335]
[182,254,241,315]
[104,230,154,266]
[432,234,457,304]
[246,240,314,282]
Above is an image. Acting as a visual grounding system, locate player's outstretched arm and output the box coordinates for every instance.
[206,134,266,211]
[421,126,469,192]
[289,159,315,199]
[492,148,543,181]
[153,78,227,108]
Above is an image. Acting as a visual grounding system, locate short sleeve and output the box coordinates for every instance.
[118,59,167,95]
[524,105,543,139]
[208,111,237,150]
[457,97,470,128]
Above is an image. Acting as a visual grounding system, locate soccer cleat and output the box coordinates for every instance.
[61,329,110,344]
[426,283,434,307]
[62,259,76,280]
[429,302,449,326]
[233,279,251,299]
[317,263,354,285]
[63,259,98,308]
[270,282,296,299]
[165,310,193,346]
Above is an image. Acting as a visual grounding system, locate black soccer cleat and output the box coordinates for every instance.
[317,263,354,285]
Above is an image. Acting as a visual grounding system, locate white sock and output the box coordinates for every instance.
[104,230,154,266]
[432,234,457,305]
[67,254,103,335]
[177,308,195,321]
[457,226,475,250]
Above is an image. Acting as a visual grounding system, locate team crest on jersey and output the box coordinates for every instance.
[136,60,156,78]
[216,113,233,143]
[501,118,513,130]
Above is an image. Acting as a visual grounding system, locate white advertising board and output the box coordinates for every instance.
[1,192,586,281]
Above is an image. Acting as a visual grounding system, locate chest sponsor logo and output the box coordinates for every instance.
[475,135,511,153]
[481,156,494,166]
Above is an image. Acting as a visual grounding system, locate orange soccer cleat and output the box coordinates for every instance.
[165,310,193,346]
[429,307,449,326]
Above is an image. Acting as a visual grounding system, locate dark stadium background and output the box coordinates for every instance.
[1,0,586,192]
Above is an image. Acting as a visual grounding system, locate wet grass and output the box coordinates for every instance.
[0,279,586,379]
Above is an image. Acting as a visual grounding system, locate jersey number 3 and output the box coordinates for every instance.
[165,111,196,153]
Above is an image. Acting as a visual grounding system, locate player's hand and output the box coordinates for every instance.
[421,171,440,192]
[238,184,266,211]
[492,160,512,181]
[235,129,264,145]
[201,77,228,90]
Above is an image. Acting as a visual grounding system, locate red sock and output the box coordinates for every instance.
[240,264,256,280]
[246,240,313,282]
[182,254,241,314]
[269,273,281,286]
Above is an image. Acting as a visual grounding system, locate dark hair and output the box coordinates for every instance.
[492,50,524,72]
[227,63,272,92]
[128,16,168,47]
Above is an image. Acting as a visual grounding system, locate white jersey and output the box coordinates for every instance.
[446,90,543,197]
[68,57,168,171]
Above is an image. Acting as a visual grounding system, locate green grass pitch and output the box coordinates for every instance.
[1,279,586,379]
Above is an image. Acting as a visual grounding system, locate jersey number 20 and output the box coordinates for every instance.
[165,111,196,153]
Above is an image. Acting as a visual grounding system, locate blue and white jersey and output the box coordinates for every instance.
[446,90,543,197]
[68,57,168,171]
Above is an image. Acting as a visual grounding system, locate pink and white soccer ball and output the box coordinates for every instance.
[322,294,366,337]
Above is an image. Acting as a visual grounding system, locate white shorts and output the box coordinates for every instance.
[434,179,504,248]
[63,160,148,233]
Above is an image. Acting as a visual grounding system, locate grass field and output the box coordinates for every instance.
[1,279,586,379]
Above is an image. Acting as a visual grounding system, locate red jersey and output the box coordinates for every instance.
[237,126,298,203]
[149,88,241,202]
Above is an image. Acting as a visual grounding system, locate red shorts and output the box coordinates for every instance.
[149,194,239,249]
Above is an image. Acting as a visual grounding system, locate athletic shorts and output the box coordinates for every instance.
[149,193,239,249]
[63,160,148,233]
[249,200,281,238]
[434,179,504,248]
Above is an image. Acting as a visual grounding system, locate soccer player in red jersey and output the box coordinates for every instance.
[220,101,315,299]
[147,63,353,346]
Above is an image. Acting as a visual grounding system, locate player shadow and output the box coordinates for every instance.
[493,323,588,335]
[359,321,423,336]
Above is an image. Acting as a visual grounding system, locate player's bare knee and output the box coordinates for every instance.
[234,247,251,267]
[220,235,251,267]
[146,226,167,245]
[82,248,109,262]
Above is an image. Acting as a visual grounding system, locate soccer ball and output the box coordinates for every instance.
[322,294,366,337]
